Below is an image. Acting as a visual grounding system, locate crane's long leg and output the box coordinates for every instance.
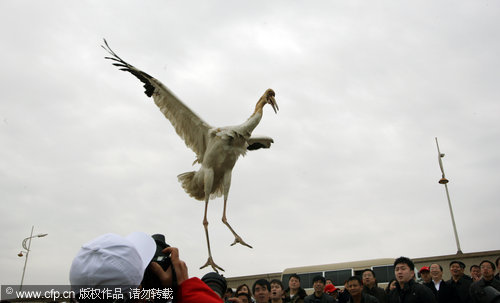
[221,171,253,248]
[199,169,224,272]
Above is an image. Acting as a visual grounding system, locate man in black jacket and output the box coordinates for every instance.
[304,275,334,303]
[346,276,378,303]
[425,263,456,303]
[284,274,307,303]
[362,269,387,303]
[470,260,500,303]
[447,260,473,303]
[387,256,437,303]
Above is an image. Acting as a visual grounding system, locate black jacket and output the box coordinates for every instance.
[304,293,334,303]
[387,279,437,303]
[469,278,500,303]
[447,275,473,303]
[346,293,379,303]
[424,280,456,303]
[363,285,387,303]
[338,290,350,303]
[284,288,307,303]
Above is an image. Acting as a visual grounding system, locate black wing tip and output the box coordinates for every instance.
[247,143,269,150]
[144,85,155,97]
[101,39,156,98]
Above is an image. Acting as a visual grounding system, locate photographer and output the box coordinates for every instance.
[70,232,222,302]
[151,246,223,302]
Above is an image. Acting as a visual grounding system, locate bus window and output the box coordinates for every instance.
[325,269,352,286]
[282,272,323,289]
[372,265,395,283]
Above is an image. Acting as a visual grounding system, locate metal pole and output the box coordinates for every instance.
[20,226,34,291]
[443,183,462,254]
[435,138,463,255]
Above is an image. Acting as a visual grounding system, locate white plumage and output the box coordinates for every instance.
[102,40,278,272]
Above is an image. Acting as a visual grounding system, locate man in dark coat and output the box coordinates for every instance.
[447,260,473,303]
[425,263,456,303]
[346,276,379,303]
[387,256,437,303]
[304,275,334,303]
[470,260,500,303]
[362,269,387,303]
[284,274,307,303]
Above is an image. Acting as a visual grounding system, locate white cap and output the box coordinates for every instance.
[69,232,156,290]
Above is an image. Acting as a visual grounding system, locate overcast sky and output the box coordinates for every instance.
[1,0,499,287]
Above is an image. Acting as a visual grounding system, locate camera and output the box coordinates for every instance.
[201,272,227,299]
[141,234,176,301]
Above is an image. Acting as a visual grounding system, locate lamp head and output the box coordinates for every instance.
[439,177,449,184]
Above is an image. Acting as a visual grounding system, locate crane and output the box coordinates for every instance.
[102,40,278,272]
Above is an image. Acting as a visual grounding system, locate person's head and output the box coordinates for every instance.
[69,232,156,294]
[470,265,481,281]
[236,283,252,297]
[449,260,466,279]
[346,276,363,297]
[361,269,377,288]
[419,266,431,283]
[253,279,271,303]
[480,260,496,280]
[430,263,443,281]
[312,275,326,294]
[496,256,500,272]
[325,279,333,285]
[288,274,301,291]
[394,257,415,287]
[324,284,339,298]
[224,288,234,298]
[270,279,284,301]
[236,291,252,303]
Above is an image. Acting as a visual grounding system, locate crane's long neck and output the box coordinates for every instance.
[241,111,262,137]
[253,97,267,115]
[235,98,266,138]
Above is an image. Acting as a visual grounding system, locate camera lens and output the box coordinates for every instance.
[201,272,227,298]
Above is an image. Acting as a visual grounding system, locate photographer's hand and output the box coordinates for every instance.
[150,247,189,287]
[165,247,189,285]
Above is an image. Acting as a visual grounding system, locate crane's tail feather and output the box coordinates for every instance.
[177,172,203,200]
[177,171,224,201]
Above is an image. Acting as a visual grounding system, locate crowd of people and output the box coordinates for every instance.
[223,257,500,303]
[67,232,500,303]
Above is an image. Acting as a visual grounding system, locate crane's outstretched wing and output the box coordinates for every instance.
[247,136,274,150]
[102,39,211,163]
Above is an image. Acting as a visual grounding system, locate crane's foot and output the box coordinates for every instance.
[200,256,225,273]
[230,235,253,249]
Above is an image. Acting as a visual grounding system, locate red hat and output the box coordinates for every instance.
[324,284,338,294]
[419,266,430,273]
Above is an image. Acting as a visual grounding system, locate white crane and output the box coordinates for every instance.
[102,40,278,272]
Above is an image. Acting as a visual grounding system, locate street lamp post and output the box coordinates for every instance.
[435,137,463,255]
[18,226,48,291]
